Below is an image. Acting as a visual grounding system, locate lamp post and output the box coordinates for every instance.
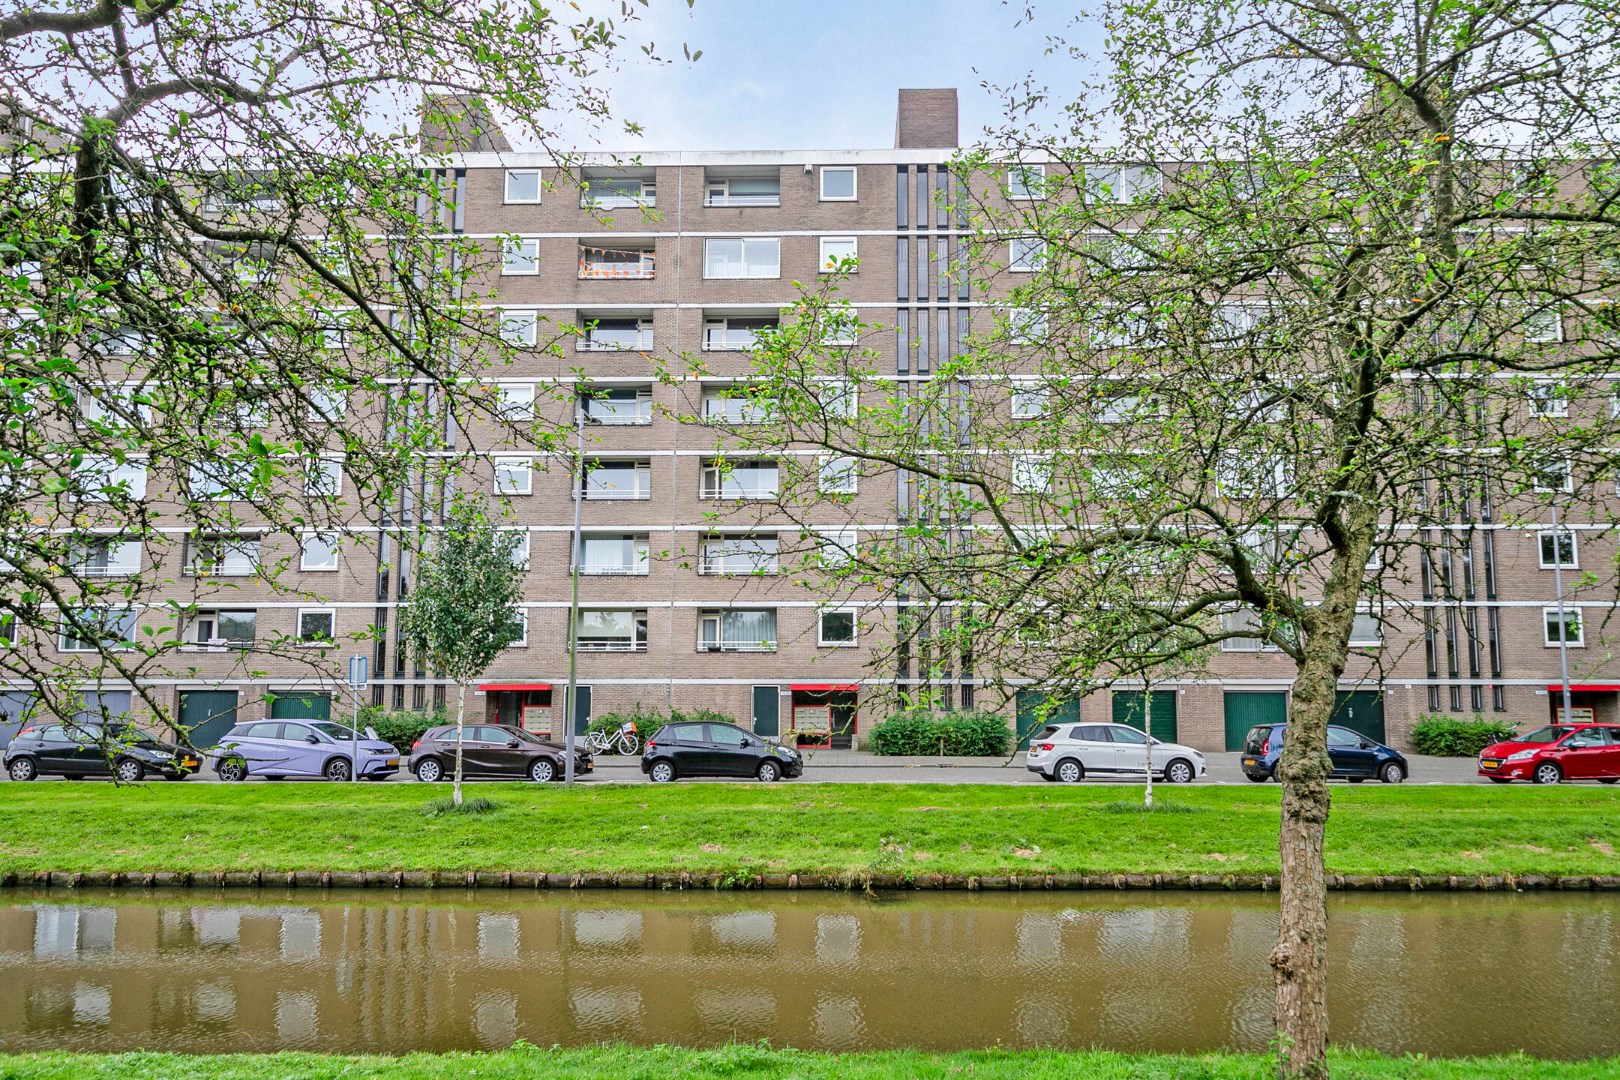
[563,407,585,786]
[1550,501,1573,722]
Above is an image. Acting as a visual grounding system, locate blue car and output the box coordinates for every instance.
[1240,723,1408,784]
[208,719,400,782]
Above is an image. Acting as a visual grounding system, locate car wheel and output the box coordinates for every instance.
[1488,776,1513,784]
[1599,778,1618,785]
[757,759,781,783]
[1379,762,1404,785]
[1244,772,1270,783]
[323,757,353,782]
[1347,777,1365,784]
[1039,772,1058,782]
[1055,758,1084,784]
[648,759,676,783]
[529,757,557,783]
[1163,758,1195,784]
[113,758,145,783]
[8,757,38,782]
[414,758,443,783]
[1532,761,1563,785]
[217,757,248,782]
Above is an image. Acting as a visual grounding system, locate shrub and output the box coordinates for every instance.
[358,706,446,752]
[1410,714,1518,757]
[868,710,1013,756]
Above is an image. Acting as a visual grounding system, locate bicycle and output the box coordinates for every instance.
[586,720,639,755]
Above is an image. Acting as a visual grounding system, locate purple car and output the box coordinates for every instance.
[208,719,399,781]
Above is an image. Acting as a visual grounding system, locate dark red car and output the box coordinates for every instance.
[1477,723,1620,785]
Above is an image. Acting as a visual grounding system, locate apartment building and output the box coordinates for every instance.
[10,88,1617,754]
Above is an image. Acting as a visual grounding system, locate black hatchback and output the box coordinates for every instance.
[641,721,804,783]
[5,722,200,782]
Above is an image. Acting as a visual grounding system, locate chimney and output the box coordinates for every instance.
[895,89,959,149]
[419,94,512,154]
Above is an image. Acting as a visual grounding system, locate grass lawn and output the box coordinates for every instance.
[1,1047,1616,1080]
[2,782,1617,880]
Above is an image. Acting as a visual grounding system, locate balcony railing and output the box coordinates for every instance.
[698,559,778,576]
[578,247,656,279]
[573,639,648,652]
[705,193,781,207]
[700,484,779,500]
[583,485,652,501]
[577,332,653,351]
[702,329,767,351]
[698,639,777,652]
[576,563,649,576]
[580,404,653,426]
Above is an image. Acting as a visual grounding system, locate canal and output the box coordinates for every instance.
[1,889,1614,1058]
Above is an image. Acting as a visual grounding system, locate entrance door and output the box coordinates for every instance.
[1332,691,1386,744]
[1224,691,1286,751]
[179,690,240,748]
[752,685,780,737]
[572,685,592,736]
[1112,690,1178,743]
[269,692,332,722]
[1016,691,1080,749]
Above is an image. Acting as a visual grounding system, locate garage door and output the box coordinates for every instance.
[179,690,239,748]
[0,691,34,749]
[1332,691,1386,743]
[1015,691,1079,748]
[269,692,332,722]
[1113,690,1178,743]
[1223,691,1287,751]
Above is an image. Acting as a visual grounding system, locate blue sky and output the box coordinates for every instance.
[555,0,1101,152]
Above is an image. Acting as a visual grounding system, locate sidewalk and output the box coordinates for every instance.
[588,749,1021,768]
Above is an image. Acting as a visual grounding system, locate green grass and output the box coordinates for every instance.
[0,1047,1615,1079]
[1,782,1616,880]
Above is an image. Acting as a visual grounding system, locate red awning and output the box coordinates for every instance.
[479,682,552,692]
[1545,684,1620,693]
[790,683,859,693]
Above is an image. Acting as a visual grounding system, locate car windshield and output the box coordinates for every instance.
[309,722,355,740]
[1518,726,1571,744]
[106,725,163,747]
[509,728,547,744]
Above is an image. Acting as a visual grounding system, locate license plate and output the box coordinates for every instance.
[1243,758,1257,767]
[1481,760,1500,770]
[181,757,197,768]
[386,758,399,767]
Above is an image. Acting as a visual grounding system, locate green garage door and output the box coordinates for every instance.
[269,692,332,722]
[179,690,239,748]
[1015,691,1080,748]
[1113,690,1178,743]
[1332,691,1386,743]
[1223,691,1287,751]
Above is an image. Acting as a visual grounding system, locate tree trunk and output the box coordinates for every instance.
[1142,688,1154,809]
[453,682,466,807]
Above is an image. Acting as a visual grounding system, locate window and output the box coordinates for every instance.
[1349,609,1383,647]
[700,535,779,575]
[306,387,346,421]
[1211,304,1280,348]
[1092,306,1161,349]
[1527,383,1567,418]
[579,386,652,425]
[1087,164,1161,203]
[305,458,343,498]
[1532,458,1573,493]
[702,460,779,499]
[186,536,260,576]
[820,379,857,417]
[577,241,655,279]
[1006,163,1045,199]
[504,169,542,204]
[820,167,857,201]
[1012,384,1048,418]
[1090,456,1152,499]
[818,455,857,495]
[78,384,152,427]
[702,387,779,424]
[704,238,780,279]
[702,316,776,351]
[818,529,856,566]
[819,609,857,647]
[59,608,137,652]
[1008,307,1047,344]
[75,457,147,501]
[820,236,858,271]
[574,609,648,651]
[578,316,652,351]
[580,175,654,209]
[501,236,539,275]
[74,539,141,577]
[578,534,650,575]
[698,609,777,651]
[1523,307,1562,343]
[504,531,531,570]
[188,461,239,502]
[499,308,538,346]
[1009,237,1045,271]
[300,534,339,571]
[508,609,529,648]
[706,175,780,207]
[1544,607,1584,647]
[297,609,335,646]
[1539,530,1578,568]
[101,327,148,356]
[1216,454,1290,498]
[497,382,535,420]
[583,460,651,500]
[1012,453,1053,494]
[189,609,256,648]
[319,323,347,350]
[1220,609,1280,652]
[818,305,859,346]
[493,456,532,495]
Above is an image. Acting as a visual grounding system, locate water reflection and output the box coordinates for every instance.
[0,889,1615,1058]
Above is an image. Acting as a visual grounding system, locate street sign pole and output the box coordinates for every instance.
[347,655,369,783]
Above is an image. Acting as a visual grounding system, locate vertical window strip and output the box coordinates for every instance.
[897,237,909,301]
[896,166,909,230]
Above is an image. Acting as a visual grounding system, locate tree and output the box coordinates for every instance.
[724,4,1620,1075]
[398,499,525,805]
[0,0,675,742]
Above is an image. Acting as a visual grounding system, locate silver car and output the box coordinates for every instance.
[208,719,400,782]
[1026,721,1206,784]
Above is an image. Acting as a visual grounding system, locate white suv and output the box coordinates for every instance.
[1026,721,1206,784]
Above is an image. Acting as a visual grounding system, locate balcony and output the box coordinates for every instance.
[577,318,653,351]
[578,244,655,280]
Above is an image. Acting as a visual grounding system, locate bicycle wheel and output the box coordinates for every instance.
[618,732,640,755]
[586,732,608,754]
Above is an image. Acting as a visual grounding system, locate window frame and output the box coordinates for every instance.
[504,169,543,204]
[304,457,344,499]
[702,237,781,280]
[817,455,858,495]
[500,236,540,276]
[1528,382,1569,418]
[1009,237,1045,272]
[819,166,857,202]
[819,236,859,272]
[1538,529,1579,569]
[1005,163,1045,200]
[296,608,336,647]
[499,308,539,347]
[493,455,533,496]
[299,533,340,572]
[1544,606,1584,648]
[817,608,858,648]
[58,608,138,653]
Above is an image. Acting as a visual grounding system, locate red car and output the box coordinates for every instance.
[1477,723,1620,785]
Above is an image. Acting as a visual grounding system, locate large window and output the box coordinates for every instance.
[1220,609,1281,652]
[574,609,649,651]
[577,241,655,279]
[297,609,336,646]
[578,534,650,575]
[73,538,142,577]
[701,460,779,499]
[188,609,256,648]
[702,386,779,424]
[583,460,651,500]
[706,175,780,207]
[578,316,652,351]
[700,535,779,575]
[698,609,777,652]
[300,534,339,571]
[304,458,343,498]
[580,174,655,209]
[817,455,857,495]
[1009,237,1046,271]
[1528,383,1568,418]
[1005,163,1045,199]
[579,387,652,425]
[496,382,535,421]
[1544,607,1584,647]
[499,308,538,346]
[1539,530,1578,568]
[504,169,542,204]
[75,456,147,501]
[500,236,539,275]
[59,608,138,652]
[493,457,532,495]
[704,238,780,279]
[1087,164,1161,203]
[1012,384,1049,418]
[1012,453,1053,494]
[820,236,858,271]
[186,536,260,576]
[818,609,857,647]
[819,167,857,201]
[702,316,776,351]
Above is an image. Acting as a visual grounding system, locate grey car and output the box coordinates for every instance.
[208,719,400,781]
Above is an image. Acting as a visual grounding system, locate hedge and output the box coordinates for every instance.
[356,706,446,752]
[585,704,741,753]
[868,710,1013,756]
[1410,714,1518,757]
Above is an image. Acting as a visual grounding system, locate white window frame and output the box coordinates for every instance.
[1012,452,1053,494]
[705,176,781,207]
[296,608,336,647]
[702,317,775,351]
[583,461,652,500]
[1544,606,1584,648]
[580,176,655,209]
[1523,306,1563,344]
[1012,384,1049,418]
[1006,163,1045,200]
[499,308,538,347]
[702,387,779,425]
[75,457,148,502]
[701,461,780,500]
[820,378,857,417]
[819,236,859,272]
[1008,306,1047,344]
[699,535,780,576]
[1087,164,1161,204]
[573,608,648,652]
[819,166,857,202]
[1348,608,1383,647]
[508,608,529,648]
[577,534,651,575]
[493,456,533,496]
[1528,382,1568,417]
[818,608,858,648]
[497,382,536,421]
[305,458,343,498]
[75,538,142,577]
[1220,609,1281,652]
[58,608,138,653]
[299,534,340,571]
[1532,458,1573,494]
[703,237,781,279]
[1009,237,1045,272]
[1538,529,1578,569]
[500,236,540,276]
[306,387,346,422]
[818,529,856,566]
[504,169,542,204]
[697,609,778,653]
[818,455,858,495]
[505,530,531,571]
[187,536,260,577]
[578,316,652,351]
[1216,454,1290,499]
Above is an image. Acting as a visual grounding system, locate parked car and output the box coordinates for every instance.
[208,719,399,781]
[409,723,592,782]
[1240,723,1407,783]
[4,722,200,782]
[1025,722,1206,783]
[640,721,803,782]
[1477,723,1620,785]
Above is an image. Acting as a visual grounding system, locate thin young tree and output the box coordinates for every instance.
[726,4,1620,1075]
[399,500,526,806]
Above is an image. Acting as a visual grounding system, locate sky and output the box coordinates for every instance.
[550,0,1103,153]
